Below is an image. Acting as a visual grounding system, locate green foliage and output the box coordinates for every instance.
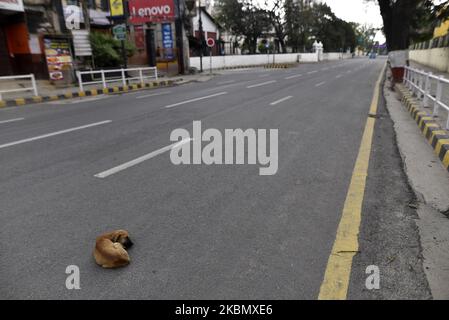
[310,3,357,52]
[285,1,357,52]
[215,0,271,54]
[435,1,449,20]
[89,32,136,68]
[354,24,378,52]
[368,0,437,50]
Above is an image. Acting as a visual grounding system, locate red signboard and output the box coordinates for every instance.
[134,25,145,49]
[128,0,175,24]
[207,38,215,47]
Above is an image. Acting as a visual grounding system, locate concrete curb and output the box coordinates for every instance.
[264,63,297,69]
[396,83,449,172]
[0,79,180,108]
[208,63,298,71]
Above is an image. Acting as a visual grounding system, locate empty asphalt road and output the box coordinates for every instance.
[0,57,430,299]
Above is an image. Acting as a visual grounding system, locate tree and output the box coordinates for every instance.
[366,0,435,50]
[434,1,449,20]
[285,0,315,52]
[354,24,378,52]
[265,0,288,53]
[310,3,357,52]
[90,32,136,68]
[215,0,270,54]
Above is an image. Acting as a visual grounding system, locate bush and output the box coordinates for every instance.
[90,32,136,68]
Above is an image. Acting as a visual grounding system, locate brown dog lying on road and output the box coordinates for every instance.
[93,230,133,268]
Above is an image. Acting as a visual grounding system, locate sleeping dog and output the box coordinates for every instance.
[93,230,133,268]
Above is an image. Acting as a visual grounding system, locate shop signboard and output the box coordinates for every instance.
[43,37,73,81]
[134,25,145,49]
[161,23,174,60]
[128,0,175,24]
[0,0,24,12]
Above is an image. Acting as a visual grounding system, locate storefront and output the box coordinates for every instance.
[126,0,179,74]
[0,0,26,76]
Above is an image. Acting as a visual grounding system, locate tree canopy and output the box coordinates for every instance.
[214,0,357,53]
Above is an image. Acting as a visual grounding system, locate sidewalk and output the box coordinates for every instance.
[0,73,214,107]
[385,74,449,299]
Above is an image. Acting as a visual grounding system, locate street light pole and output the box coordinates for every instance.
[198,0,204,73]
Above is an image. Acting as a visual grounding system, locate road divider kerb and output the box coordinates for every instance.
[0,79,181,108]
[396,83,449,172]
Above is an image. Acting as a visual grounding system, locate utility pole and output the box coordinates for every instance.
[198,0,204,73]
[80,0,91,31]
[122,0,129,69]
[175,0,185,74]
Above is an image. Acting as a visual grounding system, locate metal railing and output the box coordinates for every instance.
[403,66,449,129]
[0,74,38,100]
[76,67,158,92]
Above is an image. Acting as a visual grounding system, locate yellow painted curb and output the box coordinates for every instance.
[428,130,447,144]
[435,139,449,157]
[442,151,449,169]
[15,98,25,106]
[423,123,439,137]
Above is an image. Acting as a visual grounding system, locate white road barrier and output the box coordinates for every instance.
[404,66,449,129]
[76,67,158,92]
[0,74,38,100]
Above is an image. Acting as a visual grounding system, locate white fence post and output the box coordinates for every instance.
[423,72,431,107]
[101,70,106,89]
[31,74,38,97]
[77,71,83,92]
[139,69,143,84]
[434,77,443,117]
[121,69,126,87]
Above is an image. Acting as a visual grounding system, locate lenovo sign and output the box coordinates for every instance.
[128,0,175,24]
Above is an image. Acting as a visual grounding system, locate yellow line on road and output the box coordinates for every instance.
[318,63,386,300]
